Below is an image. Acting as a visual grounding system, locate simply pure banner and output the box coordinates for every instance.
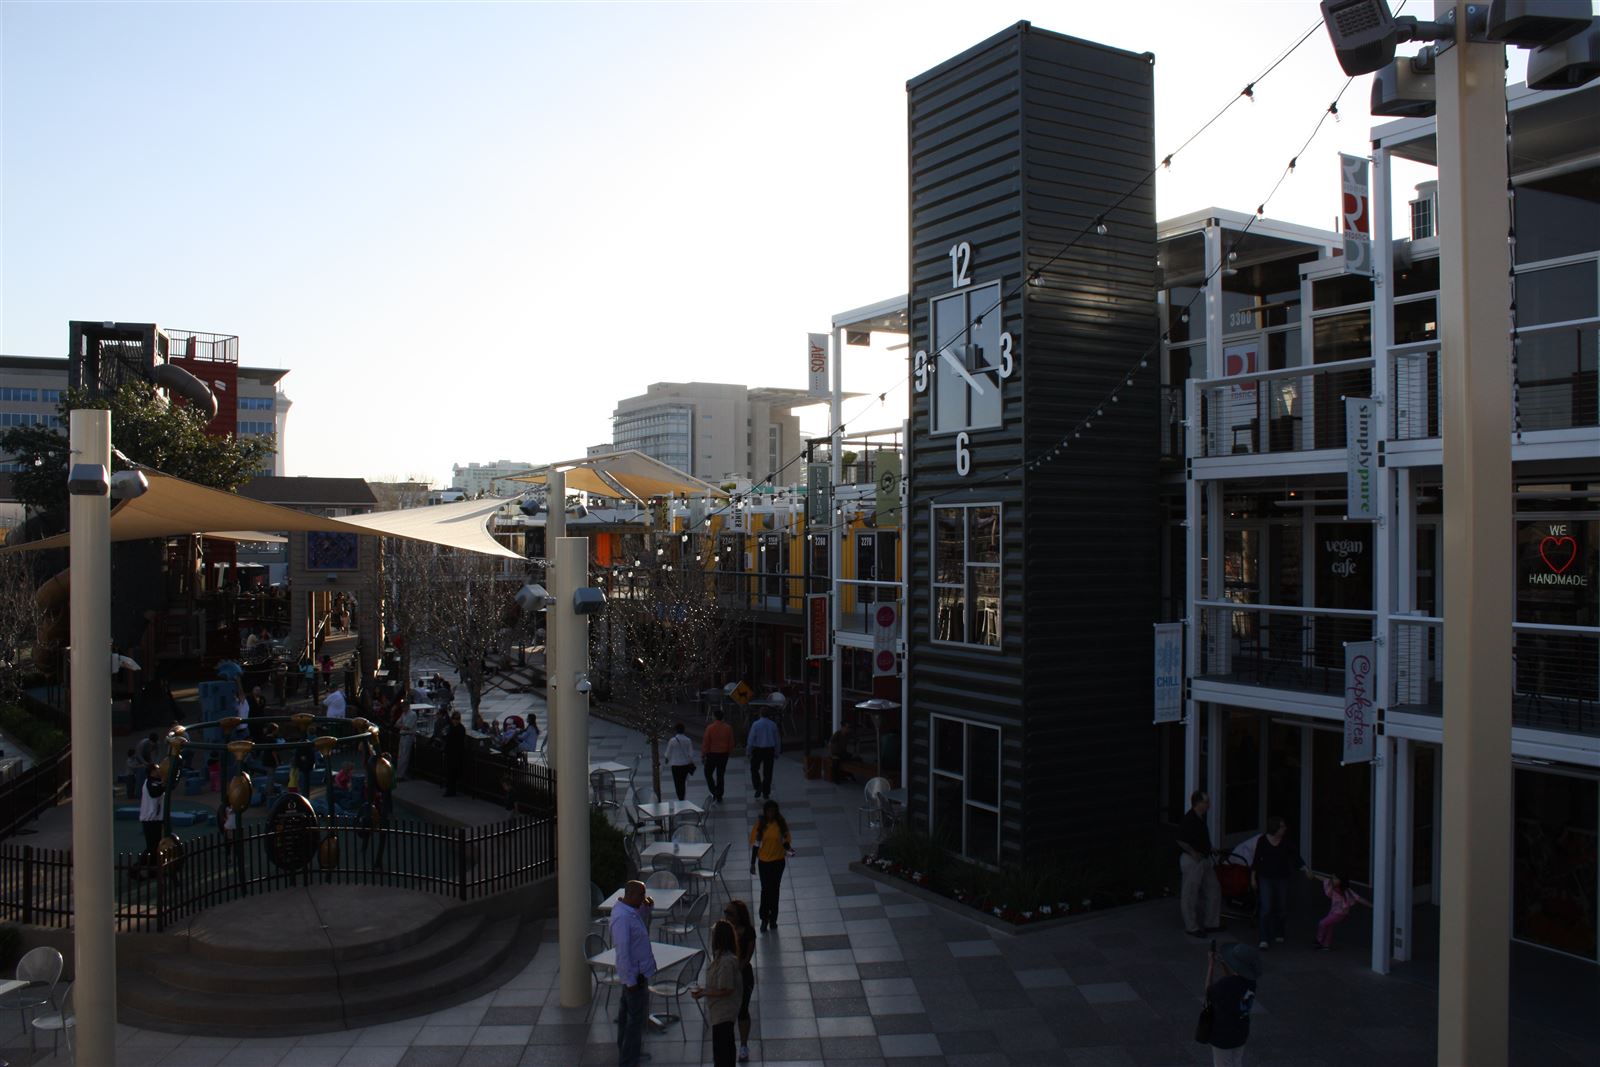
[1153,622,1183,724]
[1342,640,1377,765]
[1345,397,1377,520]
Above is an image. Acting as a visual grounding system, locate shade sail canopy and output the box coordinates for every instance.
[1,472,522,560]
[507,450,727,502]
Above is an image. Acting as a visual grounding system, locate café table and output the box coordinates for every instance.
[0,978,27,999]
[597,887,685,916]
[589,760,630,777]
[636,799,703,834]
[639,840,711,870]
[587,941,701,1029]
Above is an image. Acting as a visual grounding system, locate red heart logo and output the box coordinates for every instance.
[1539,536,1577,574]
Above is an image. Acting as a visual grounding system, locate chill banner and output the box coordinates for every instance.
[1345,397,1376,520]
[1342,639,1377,765]
[1153,622,1183,724]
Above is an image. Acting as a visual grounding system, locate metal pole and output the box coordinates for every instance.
[1434,3,1512,1060]
[545,468,565,753]
[554,535,592,1009]
[69,408,116,1067]
[829,329,844,734]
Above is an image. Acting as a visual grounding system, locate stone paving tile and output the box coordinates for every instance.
[396,1050,464,1067]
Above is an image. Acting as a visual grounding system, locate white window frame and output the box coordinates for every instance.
[930,281,1004,436]
[928,713,1002,865]
[930,502,1001,650]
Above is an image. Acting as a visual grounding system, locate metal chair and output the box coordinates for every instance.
[687,842,732,913]
[646,951,703,1038]
[671,825,708,845]
[636,784,659,805]
[584,932,624,1022]
[6,946,62,1049]
[29,980,73,1056]
[858,776,891,836]
[591,769,618,809]
[660,894,709,949]
[646,868,681,892]
[591,882,613,944]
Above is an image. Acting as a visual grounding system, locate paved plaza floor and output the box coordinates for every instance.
[5,687,1596,1066]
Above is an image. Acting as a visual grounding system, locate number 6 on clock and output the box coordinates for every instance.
[955,432,971,477]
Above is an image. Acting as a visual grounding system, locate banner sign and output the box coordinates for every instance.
[1342,640,1377,764]
[805,462,830,528]
[1340,153,1373,277]
[1223,341,1259,399]
[806,593,830,660]
[807,333,829,398]
[1153,622,1183,724]
[872,603,899,677]
[873,451,901,525]
[1345,397,1377,520]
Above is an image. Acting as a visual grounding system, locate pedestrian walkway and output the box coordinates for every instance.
[6,709,1594,1065]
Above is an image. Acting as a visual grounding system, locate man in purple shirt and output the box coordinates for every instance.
[609,879,657,1067]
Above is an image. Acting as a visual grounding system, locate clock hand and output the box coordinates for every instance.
[939,346,986,396]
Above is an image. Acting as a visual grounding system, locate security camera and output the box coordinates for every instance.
[67,463,109,497]
[572,587,607,616]
[110,469,150,501]
[575,673,593,694]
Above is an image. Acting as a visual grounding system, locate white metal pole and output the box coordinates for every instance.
[545,468,564,751]
[1434,3,1513,1060]
[1370,738,1393,975]
[554,534,592,1009]
[830,328,844,734]
[69,408,115,1067]
[1393,735,1415,962]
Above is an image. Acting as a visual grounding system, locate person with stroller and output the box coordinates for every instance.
[1249,816,1312,950]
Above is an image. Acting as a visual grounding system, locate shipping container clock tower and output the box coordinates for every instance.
[904,23,1161,866]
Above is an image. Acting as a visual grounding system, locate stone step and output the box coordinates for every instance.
[142,911,490,996]
[118,913,525,1037]
[174,884,454,966]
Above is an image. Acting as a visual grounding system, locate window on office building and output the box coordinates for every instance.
[932,503,1000,648]
[931,715,1001,865]
[239,396,275,411]
[238,421,275,436]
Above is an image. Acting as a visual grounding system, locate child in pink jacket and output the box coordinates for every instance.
[1314,873,1370,950]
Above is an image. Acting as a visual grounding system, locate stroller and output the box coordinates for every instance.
[1215,849,1256,919]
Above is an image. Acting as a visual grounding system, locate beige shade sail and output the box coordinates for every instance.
[1,472,522,560]
[507,449,728,502]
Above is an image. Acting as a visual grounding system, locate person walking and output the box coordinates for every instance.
[691,919,744,1067]
[1202,941,1261,1066]
[139,764,166,867]
[702,707,734,804]
[725,899,758,1061]
[664,721,696,802]
[322,683,347,720]
[609,880,658,1067]
[746,707,780,800]
[1249,816,1311,950]
[443,711,466,797]
[396,702,418,781]
[1178,790,1222,937]
[1311,873,1371,950]
[828,724,856,783]
[749,799,794,932]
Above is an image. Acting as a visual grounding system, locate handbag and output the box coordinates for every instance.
[1193,1002,1214,1044]
[688,762,698,777]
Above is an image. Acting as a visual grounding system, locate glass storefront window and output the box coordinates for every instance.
[1514,770,1598,961]
[1166,288,1203,343]
[1518,261,1598,327]
[1512,164,1600,265]
[1312,310,1373,364]
[1159,233,1207,289]
[1312,273,1374,310]
[1516,515,1597,627]
[1517,324,1598,432]
[1392,256,1440,297]
[1394,298,1438,344]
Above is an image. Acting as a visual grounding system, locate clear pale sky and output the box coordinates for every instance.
[0,1,1535,487]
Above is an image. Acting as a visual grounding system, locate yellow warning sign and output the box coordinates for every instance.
[729,681,754,706]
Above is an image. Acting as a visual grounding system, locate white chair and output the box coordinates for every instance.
[646,869,681,892]
[858,776,891,836]
[671,825,707,846]
[660,894,709,949]
[5,946,62,1049]
[584,932,624,1022]
[636,784,659,805]
[29,980,73,1056]
[687,842,732,912]
[646,951,703,1039]
[591,769,618,809]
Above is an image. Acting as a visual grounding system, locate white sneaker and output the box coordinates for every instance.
[738,1045,749,1061]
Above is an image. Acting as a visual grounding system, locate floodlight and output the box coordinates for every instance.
[515,583,555,611]
[1486,0,1590,47]
[1527,18,1600,89]
[110,469,149,500]
[1319,0,1450,75]
[67,463,108,497]
[1371,49,1439,117]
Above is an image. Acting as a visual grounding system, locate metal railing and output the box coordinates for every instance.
[1390,616,1597,734]
[1160,384,1184,460]
[1197,601,1376,696]
[836,579,902,637]
[0,813,554,933]
[0,749,72,841]
[1196,358,1374,458]
[382,724,556,815]
[1390,343,1441,441]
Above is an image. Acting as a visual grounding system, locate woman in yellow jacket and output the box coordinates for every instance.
[748,799,795,931]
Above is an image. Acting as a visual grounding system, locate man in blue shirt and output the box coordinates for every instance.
[746,708,781,799]
[609,879,657,1067]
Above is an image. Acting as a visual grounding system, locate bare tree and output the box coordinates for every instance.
[384,543,514,722]
[606,549,739,797]
[0,551,40,706]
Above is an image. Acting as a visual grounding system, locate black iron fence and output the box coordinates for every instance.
[0,749,72,841]
[380,725,556,816]
[0,813,554,933]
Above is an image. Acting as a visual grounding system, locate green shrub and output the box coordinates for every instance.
[589,807,629,895]
[0,704,67,759]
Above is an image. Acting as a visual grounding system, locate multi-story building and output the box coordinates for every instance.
[1167,81,1598,970]
[610,382,814,484]
[450,460,536,498]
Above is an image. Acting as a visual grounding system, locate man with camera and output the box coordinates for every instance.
[610,879,658,1067]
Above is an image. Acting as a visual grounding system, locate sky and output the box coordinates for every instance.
[0,1,1539,488]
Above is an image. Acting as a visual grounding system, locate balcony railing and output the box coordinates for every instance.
[1196,358,1373,458]
[1390,343,1440,441]
[837,579,902,639]
[1391,616,1599,735]
[1160,385,1184,460]
[1197,601,1376,696]
[1389,329,1598,441]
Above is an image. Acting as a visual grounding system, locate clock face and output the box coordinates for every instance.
[913,243,1016,476]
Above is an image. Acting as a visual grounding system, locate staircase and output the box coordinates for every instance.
[117,885,539,1036]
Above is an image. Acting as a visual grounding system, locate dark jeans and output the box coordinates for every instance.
[1257,876,1291,943]
[749,746,775,797]
[444,756,462,796]
[739,961,754,1021]
[704,753,729,800]
[141,820,163,860]
[671,763,691,801]
[712,1020,736,1066]
[616,981,649,1067]
[831,756,855,783]
[758,857,786,927]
